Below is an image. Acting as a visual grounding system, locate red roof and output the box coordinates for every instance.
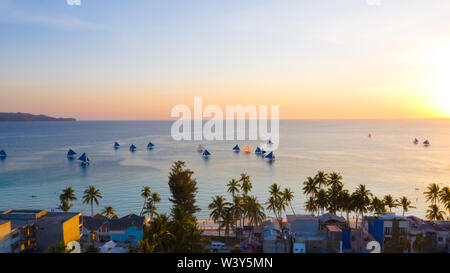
[326,225,341,232]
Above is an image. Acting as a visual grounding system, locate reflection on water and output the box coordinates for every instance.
[0,120,449,219]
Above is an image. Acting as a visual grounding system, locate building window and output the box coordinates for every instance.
[399,228,407,236]
[384,227,392,236]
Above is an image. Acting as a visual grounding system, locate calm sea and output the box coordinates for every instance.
[0,120,449,219]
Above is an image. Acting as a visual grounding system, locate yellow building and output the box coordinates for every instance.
[0,210,83,252]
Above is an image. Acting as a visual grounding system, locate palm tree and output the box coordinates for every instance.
[305,196,318,216]
[369,196,386,216]
[383,195,398,212]
[328,172,343,188]
[58,199,72,212]
[208,195,230,237]
[140,186,152,215]
[244,196,265,236]
[239,173,252,234]
[314,171,329,189]
[60,187,77,202]
[59,187,77,212]
[439,186,450,214]
[315,189,328,215]
[82,185,103,216]
[101,206,115,219]
[140,213,175,253]
[227,179,240,198]
[339,189,353,221]
[327,183,343,215]
[302,176,319,197]
[143,192,161,220]
[398,196,415,216]
[230,196,244,239]
[282,188,296,215]
[239,173,252,197]
[424,183,440,206]
[266,183,286,226]
[426,204,445,220]
[219,207,235,242]
[352,184,372,228]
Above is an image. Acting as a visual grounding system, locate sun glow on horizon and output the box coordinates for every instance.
[422,43,450,118]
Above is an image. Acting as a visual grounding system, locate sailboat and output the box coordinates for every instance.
[232,145,240,152]
[67,149,77,159]
[202,149,211,158]
[243,145,251,153]
[114,142,120,149]
[267,139,273,145]
[423,140,430,146]
[130,144,137,151]
[260,149,267,155]
[147,142,155,149]
[78,153,90,165]
[0,150,7,158]
[413,138,419,144]
[255,147,262,154]
[265,151,275,161]
[197,144,205,152]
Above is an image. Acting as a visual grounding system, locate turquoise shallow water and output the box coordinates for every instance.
[0,120,449,219]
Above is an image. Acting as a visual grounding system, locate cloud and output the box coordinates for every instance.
[0,0,105,31]
[66,0,81,6]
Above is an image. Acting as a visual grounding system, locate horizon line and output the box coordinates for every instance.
[74,117,450,121]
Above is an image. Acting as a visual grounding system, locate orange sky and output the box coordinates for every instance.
[1,1,450,120]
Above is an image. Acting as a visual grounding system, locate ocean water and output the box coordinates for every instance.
[0,120,449,219]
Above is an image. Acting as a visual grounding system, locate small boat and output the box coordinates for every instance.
[147,142,155,149]
[202,149,211,158]
[243,145,251,153]
[197,144,205,152]
[413,138,419,144]
[232,145,240,152]
[0,150,7,158]
[67,149,77,159]
[114,142,120,149]
[368,134,372,138]
[255,147,262,154]
[130,144,137,151]
[265,151,275,161]
[423,140,430,146]
[78,153,90,165]
[267,139,273,145]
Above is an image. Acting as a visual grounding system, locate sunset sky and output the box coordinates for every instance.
[1,0,449,120]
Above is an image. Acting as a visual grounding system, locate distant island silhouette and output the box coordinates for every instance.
[0,112,76,122]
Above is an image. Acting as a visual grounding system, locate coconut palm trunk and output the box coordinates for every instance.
[289,202,296,216]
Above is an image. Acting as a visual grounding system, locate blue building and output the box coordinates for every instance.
[363,213,409,252]
[83,214,148,245]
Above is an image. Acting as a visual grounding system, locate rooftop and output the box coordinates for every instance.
[286,214,317,223]
[0,210,81,228]
[83,214,146,232]
[293,231,327,241]
[407,217,449,233]
[326,225,342,233]
[378,212,407,221]
[319,213,346,223]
